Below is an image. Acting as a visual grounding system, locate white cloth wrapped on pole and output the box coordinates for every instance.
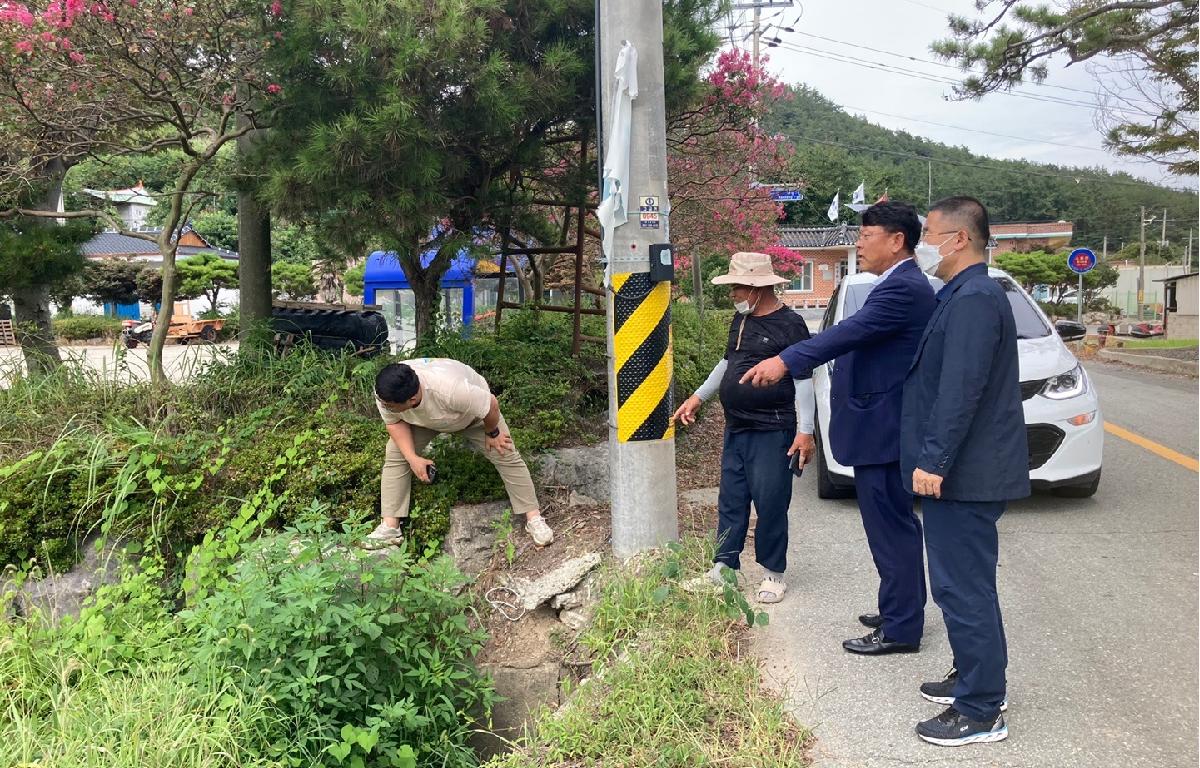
[597,41,639,284]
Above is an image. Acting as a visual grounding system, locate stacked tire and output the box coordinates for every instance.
[269,306,389,357]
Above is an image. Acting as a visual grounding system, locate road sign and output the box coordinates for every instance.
[1068,248,1097,274]
[770,189,804,202]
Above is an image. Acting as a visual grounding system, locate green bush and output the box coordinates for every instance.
[53,314,123,341]
[671,302,733,398]
[181,519,495,768]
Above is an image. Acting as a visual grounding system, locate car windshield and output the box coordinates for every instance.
[838,275,1051,340]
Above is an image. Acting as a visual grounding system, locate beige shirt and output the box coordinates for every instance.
[376,358,493,433]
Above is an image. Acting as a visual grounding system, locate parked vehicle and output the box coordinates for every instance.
[812,267,1103,500]
[121,314,222,348]
[1128,322,1164,338]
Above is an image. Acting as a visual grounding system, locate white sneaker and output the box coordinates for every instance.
[365,523,403,548]
[683,563,737,593]
[525,516,554,546]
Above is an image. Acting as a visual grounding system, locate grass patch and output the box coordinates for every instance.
[1119,338,1198,349]
[487,539,809,768]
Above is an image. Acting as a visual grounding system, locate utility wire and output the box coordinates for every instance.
[837,103,1111,154]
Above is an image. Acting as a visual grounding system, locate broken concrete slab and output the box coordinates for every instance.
[444,501,510,579]
[538,445,609,502]
[508,552,602,611]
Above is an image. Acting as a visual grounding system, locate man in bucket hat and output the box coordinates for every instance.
[674,251,815,604]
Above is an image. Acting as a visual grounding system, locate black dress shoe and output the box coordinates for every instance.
[843,627,920,655]
[858,612,883,629]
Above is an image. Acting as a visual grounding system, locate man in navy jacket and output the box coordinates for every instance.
[741,201,935,655]
[903,196,1029,747]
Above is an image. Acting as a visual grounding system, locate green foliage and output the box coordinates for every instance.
[178,252,240,310]
[767,86,1199,248]
[488,539,802,768]
[344,262,366,298]
[52,314,124,341]
[272,260,317,300]
[135,266,163,305]
[80,260,142,306]
[995,250,1119,305]
[0,217,92,293]
[671,301,733,399]
[193,210,239,252]
[181,517,494,768]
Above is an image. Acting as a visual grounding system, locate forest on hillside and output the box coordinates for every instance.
[768,87,1199,252]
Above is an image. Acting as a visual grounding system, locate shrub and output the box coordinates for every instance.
[181,518,495,768]
[671,302,732,398]
[53,314,123,341]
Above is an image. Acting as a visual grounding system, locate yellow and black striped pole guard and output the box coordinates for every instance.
[611,272,674,442]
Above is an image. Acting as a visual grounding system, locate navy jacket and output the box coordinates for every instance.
[901,262,1031,502]
[780,259,936,467]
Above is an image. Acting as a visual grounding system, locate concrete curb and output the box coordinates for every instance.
[1097,348,1198,377]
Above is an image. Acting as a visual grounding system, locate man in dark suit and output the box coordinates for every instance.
[903,196,1029,747]
[741,201,936,655]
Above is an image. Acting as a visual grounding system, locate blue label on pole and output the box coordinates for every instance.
[1067,248,1097,274]
[770,189,804,202]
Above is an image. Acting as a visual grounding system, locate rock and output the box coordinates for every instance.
[472,661,562,760]
[444,501,510,579]
[508,552,602,611]
[550,591,582,611]
[538,445,609,502]
[558,607,590,631]
[567,490,601,508]
[8,533,125,623]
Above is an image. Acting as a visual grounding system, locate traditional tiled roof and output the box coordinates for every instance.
[81,227,237,260]
[82,182,158,207]
[778,225,860,248]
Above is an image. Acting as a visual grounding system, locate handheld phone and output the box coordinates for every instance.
[788,451,804,478]
[426,464,438,483]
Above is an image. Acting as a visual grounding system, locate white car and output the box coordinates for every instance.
[811,267,1104,499]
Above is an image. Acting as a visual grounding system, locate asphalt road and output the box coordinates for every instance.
[748,360,1199,767]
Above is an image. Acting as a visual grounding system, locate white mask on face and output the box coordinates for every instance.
[914,235,956,275]
[734,289,760,315]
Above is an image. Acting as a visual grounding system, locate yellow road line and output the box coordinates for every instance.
[1104,422,1199,472]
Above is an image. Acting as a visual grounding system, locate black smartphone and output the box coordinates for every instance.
[788,451,804,478]
[426,464,438,483]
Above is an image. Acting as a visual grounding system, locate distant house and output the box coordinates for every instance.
[82,182,158,229]
[1160,272,1199,340]
[75,226,239,318]
[777,225,860,308]
[990,221,1074,254]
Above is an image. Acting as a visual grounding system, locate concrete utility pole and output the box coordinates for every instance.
[1139,206,1148,320]
[598,0,678,557]
[1187,229,1193,272]
[1161,208,1168,247]
[752,4,760,64]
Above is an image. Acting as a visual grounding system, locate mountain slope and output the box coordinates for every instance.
[766,86,1198,250]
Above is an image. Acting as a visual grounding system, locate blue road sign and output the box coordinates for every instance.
[1067,248,1097,274]
[771,189,804,202]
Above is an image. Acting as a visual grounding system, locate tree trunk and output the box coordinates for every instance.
[12,285,61,376]
[237,119,272,344]
[410,267,439,346]
[14,159,67,376]
[148,240,180,386]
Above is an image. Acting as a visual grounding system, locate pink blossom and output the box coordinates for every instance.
[266,83,281,94]
[183,6,192,14]
[269,0,281,16]
[14,39,32,53]
[68,50,84,63]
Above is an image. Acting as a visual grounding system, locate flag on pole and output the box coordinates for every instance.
[851,181,865,205]
[827,192,840,222]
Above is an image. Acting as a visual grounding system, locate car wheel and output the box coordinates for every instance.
[1051,470,1100,499]
[816,428,856,500]
[199,325,217,342]
[123,337,137,349]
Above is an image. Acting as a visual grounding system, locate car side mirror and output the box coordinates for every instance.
[1054,319,1087,342]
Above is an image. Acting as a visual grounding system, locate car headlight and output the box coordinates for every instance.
[1041,364,1087,400]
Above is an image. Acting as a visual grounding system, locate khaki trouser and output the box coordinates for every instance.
[380,415,540,518]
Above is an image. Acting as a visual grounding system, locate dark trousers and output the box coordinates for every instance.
[853,462,926,645]
[923,497,1008,722]
[715,428,793,573]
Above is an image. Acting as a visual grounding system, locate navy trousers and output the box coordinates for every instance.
[715,428,793,574]
[923,497,1008,722]
[853,462,926,645]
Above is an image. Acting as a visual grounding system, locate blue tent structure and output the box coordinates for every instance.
[362,246,520,349]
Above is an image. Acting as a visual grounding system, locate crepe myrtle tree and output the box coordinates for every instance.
[0,0,283,384]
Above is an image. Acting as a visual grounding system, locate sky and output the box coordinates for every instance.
[724,0,1196,191]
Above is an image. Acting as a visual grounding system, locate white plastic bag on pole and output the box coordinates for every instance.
[597,41,638,287]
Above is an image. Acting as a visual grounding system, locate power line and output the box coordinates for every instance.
[785,131,1169,189]
[771,40,1124,112]
[837,103,1111,154]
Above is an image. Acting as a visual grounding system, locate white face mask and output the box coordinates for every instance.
[734,290,760,315]
[914,235,956,275]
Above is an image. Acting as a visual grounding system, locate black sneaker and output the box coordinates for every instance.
[920,667,1008,711]
[916,705,1008,746]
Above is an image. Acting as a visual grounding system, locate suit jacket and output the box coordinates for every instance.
[780,259,936,467]
[901,262,1031,501]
